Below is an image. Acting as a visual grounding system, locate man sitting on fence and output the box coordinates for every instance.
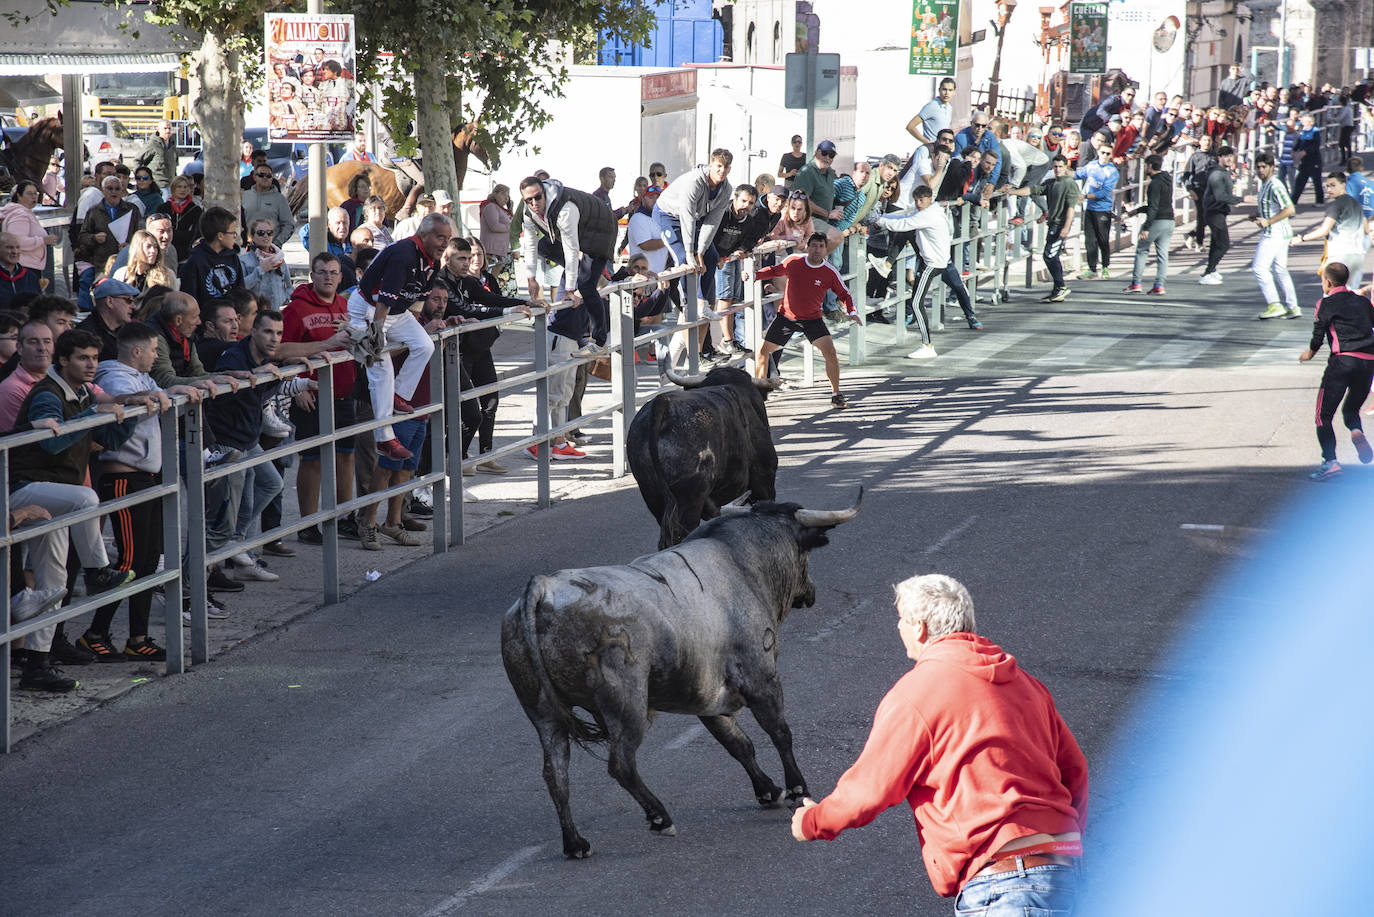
[347,212,452,461]
[9,329,159,691]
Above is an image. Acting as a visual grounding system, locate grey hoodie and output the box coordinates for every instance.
[95,359,163,472]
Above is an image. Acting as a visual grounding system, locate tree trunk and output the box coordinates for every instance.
[414,49,458,227]
[195,29,245,218]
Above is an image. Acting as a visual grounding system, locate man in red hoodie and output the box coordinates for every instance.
[283,251,356,542]
[792,573,1088,915]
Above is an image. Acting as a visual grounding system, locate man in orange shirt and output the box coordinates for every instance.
[791,573,1088,915]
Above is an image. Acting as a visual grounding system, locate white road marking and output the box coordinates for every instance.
[942,332,1038,364]
[419,844,545,915]
[667,724,706,750]
[1029,334,1127,367]
[1137,338,1214,367]
[1244,334,1306,365]
[1180,524,1226,532]
[924,516,978,555]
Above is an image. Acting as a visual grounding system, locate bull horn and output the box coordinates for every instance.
[662,363,707,388]
[720,490,751,513]
[794,487,864,528]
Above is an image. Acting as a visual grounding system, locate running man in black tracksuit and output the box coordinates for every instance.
[1300,261,1374,480]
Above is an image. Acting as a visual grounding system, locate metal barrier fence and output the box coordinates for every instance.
[0,109,1359,750]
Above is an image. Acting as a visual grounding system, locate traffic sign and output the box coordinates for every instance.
[784,52,840,110]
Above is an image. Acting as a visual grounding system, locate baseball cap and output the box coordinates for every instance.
[816,140,837,153]
[92,277,140,301]
[1108,114,1123,124]
[433,190,453,205]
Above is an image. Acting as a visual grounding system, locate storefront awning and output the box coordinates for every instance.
[0,52,184,77]
[0,74,61,107]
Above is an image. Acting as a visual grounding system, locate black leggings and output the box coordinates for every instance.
[1338,126,1354,165]
[460,344,499,454]
[1316,355,1374,462]
[1084,211,1112,270]
[1205,211,1230,273]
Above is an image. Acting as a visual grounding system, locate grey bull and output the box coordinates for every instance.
[500,491,863,858]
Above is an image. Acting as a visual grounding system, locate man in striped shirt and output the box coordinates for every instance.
[1251,152,1300,320]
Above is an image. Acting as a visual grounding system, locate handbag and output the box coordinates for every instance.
[588,357,612,381]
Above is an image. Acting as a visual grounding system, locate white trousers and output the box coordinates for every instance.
[347,293,435,442]
[1251,235,1298,310]
[10,481,110,651]
[1327,247,1367,294]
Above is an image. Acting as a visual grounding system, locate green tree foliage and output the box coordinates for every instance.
[346,0,653,196]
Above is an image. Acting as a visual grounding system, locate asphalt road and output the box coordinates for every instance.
[0,216,1347,915]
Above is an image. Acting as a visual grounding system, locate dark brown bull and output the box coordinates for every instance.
[501,491,862,859]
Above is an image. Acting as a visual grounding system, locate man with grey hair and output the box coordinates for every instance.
[135,119,178,191]
[792,573,1088,915]
[348,211,452,460]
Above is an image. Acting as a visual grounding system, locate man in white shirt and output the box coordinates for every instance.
[870,185,982,359]
[626,186,669,273]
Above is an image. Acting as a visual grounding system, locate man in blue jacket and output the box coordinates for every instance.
[953,111,1002,186]
[1075,144,1119,279]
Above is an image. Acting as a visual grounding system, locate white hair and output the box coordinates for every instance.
[894,574,975,637]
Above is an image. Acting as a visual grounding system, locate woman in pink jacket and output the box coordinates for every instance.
[479,184,512,258]
[0,181,59,284]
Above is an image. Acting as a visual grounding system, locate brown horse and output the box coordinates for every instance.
[0,116,64,191]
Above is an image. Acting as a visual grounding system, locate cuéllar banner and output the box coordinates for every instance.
[1069,2,1109,74]
[909,0,959,77]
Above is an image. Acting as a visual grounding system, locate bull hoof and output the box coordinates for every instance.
[786,785,809,802]
[756,786,784,808]
[648,814,676,836]
[653,824,677,837]
[563,838,593,859]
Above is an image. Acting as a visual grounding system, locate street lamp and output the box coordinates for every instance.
[987,0,1019,113]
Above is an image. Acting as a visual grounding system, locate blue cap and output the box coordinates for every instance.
[92,277,140,300]
[816,140,837,153]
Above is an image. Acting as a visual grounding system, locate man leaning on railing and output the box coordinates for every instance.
[9,329,163,692]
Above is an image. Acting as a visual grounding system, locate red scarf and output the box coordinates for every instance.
[169,196,192,214]
[166,321,191,363]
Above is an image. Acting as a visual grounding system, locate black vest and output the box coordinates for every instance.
[546,185,617,261]
[9,374,95,488]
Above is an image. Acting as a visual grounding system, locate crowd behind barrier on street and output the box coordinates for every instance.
[2,69,1373,749]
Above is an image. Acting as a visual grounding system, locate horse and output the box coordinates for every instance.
[0,116,64,192]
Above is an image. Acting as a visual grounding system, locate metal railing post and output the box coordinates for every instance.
[446,332,465,544]
[746,254,762,373]
[428,334,451,551]
[183,401,208,665]
[610,291,628,479]
[533,310,551,509]
[684,273,700,376]
[159,409,185,674]
[848,232,865,367]
[892,255,908,348]
[317,366,340,602]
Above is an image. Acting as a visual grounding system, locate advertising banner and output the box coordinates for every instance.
[1069,2,1109,75]
[908,0,959,77]
[264,13,356,142]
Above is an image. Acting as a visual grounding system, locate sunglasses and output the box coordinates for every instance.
[1049,130,1063,135]
[649,171,665,177]
[255,172,273,178]
[253,229,274,236]
[523,192,543,203]
[789,191,809,200]
[136,175,152,181]
[817,151,835,158]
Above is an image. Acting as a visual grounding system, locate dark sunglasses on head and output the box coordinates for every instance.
[789,191,809,199]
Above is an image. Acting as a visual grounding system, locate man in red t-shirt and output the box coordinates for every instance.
[282,251,356,544]
[791,574,1088,914]
[747,231,859,408]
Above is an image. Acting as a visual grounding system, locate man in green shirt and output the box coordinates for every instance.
[793,140,845,315]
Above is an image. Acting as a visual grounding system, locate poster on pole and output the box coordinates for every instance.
[264,13,356,142]
[1068,2,1109,75]
[908,0,959,77]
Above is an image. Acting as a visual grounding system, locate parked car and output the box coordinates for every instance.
[191,129,343,193]
[83,117,142,166]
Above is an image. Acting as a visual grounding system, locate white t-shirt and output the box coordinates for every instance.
[627,211,668,273]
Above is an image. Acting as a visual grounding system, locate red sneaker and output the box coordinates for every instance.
[393,395,415,414]
[551,442,586,460]
[377,438,413,460]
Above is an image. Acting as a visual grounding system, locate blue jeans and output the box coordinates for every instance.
[652,203,719,304]
[77,266,95,313]
[953,862,1079,916]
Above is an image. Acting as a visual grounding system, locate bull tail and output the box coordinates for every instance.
[646,396,684,548]
[519,576,607,748]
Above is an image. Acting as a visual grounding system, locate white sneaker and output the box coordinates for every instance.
[261,406,293,438]
[699,306,723,321]
[907,344,939,360]
[232,561,279,583]
[228,551,255,568]
[462,490,478,503]
[1198,273,1223,285]
[570,343,609,358]
[10,585,66,621]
